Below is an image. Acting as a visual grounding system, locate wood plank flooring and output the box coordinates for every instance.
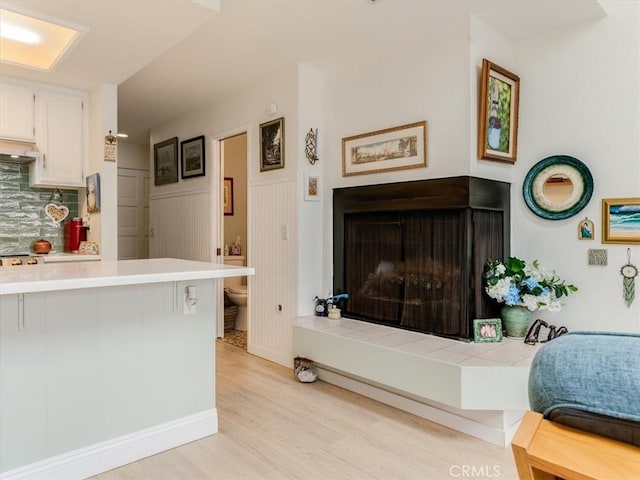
[95,341,517,479]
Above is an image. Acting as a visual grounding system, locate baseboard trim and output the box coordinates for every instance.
[0,409,218,480]
[248,343,291,368]
[317,367,521,447]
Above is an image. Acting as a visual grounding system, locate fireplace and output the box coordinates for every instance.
[333,176,510,340]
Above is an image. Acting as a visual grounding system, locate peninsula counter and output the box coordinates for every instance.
[0,258,254,480]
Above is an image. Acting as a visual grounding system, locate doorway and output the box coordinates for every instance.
[218,133,248,349]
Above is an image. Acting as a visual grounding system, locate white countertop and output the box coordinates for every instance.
[41,253,102,262]
[0,258,254,295]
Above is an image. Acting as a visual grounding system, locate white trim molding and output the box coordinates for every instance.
[0,410,218,480]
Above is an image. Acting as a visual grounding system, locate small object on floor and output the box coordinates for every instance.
[294,357,317,383]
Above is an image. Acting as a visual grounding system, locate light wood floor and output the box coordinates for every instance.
[94,341,518,480]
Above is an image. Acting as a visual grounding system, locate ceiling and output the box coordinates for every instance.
[0,0,607,145]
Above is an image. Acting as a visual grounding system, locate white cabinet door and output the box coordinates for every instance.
[0,294,47,472]
[30,90,87,188]
[0,81,36,141]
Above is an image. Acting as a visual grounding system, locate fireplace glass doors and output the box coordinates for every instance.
[334,177,510,340]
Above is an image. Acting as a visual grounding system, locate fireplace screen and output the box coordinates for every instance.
[342,208,503,339]
[334,177,509,340]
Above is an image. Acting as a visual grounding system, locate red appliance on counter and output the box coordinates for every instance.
[64,218,88,252]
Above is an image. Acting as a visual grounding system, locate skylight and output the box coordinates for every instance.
[0,8,83,71]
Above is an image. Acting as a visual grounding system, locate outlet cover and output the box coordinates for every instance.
[183,294,197,315]
[588,249,608,266]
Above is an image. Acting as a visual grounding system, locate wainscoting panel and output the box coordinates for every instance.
[149,190,212,262]
[249,180,298,366]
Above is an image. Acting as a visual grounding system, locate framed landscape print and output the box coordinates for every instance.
[602,197,640,244]
[342,121,427,177]
[181,135,205,179]
[478,59,520,163]
[260,117,285,171]
[154,137,178,186]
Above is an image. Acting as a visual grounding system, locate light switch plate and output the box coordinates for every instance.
[588,249,608,266]
[183,293,197,315]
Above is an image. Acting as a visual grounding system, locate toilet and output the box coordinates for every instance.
[224,256,247,331]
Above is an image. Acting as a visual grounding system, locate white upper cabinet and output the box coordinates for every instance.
[0,80,36,141]
[30,89,88,188]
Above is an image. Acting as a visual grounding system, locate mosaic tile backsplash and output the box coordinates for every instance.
[0,162,79,255]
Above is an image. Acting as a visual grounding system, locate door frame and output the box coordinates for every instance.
[211,125,250,338]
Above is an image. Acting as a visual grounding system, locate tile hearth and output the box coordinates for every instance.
[296,315,541,368]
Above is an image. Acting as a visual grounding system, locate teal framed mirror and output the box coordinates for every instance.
[523,155,594,220]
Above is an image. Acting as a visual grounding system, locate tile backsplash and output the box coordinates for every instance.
[0,162,78,255]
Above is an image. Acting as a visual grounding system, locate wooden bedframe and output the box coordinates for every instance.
[511,411,640,480]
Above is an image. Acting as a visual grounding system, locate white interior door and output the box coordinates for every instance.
[117,168,150,260]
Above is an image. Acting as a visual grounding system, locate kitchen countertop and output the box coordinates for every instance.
[0,258,254,295]
[41,252,102,262]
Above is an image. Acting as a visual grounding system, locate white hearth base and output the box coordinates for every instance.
[293,316,539,446]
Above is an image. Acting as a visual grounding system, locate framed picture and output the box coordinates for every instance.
[304,173,320,202]
[342,121,427,177]
[154,137,178,186]
[578,217,594,240]
[223,177,234,216]
[260,117,285,171]
[86,173,100,213]
[181,135,205,179]
[478,59,520,163]
[473,319,503,343]
[602,197,640,244]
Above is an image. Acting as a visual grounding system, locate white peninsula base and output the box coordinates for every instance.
[0,259,253,480]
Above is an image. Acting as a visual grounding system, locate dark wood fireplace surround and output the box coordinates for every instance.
[333,176,510,340]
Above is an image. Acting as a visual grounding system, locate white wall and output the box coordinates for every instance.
[149,64,299,366]
[150,3,640,369]
[509,1,640,332]
[317,4,639,333]
[87,84,118,261]
[118,142,149,171]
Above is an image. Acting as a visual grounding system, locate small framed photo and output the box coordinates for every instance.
[260,117,285,172]
[342,121,427,177]
[602,197,640,244]
[154,137,178,186]
[86,173,100,213]
[223,177,234,216]
[304,173,320,202]
[578,217,594,240]
[181,135,205,179]
[473,319,503,343]
[478,58,520,163]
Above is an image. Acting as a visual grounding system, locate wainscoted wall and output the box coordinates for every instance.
[248,180,298,366]
[0,163,78,255]
[148,189,212,261]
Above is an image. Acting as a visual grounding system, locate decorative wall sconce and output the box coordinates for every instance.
[305,128,319,165]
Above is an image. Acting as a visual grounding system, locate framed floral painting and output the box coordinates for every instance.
[478,59,520,163]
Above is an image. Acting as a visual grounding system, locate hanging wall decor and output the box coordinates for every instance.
[305,128,319,164]
[602,197,640,244]
[578,217,594,240]
[478,59,520,163]
[104,131,117,162]
[621,249,638,307]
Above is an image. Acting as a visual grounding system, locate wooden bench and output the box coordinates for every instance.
[512,411,640,480]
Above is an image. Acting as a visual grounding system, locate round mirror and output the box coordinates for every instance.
[523,155,594,220]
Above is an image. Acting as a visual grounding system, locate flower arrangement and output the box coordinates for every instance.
[484,257,578,312]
